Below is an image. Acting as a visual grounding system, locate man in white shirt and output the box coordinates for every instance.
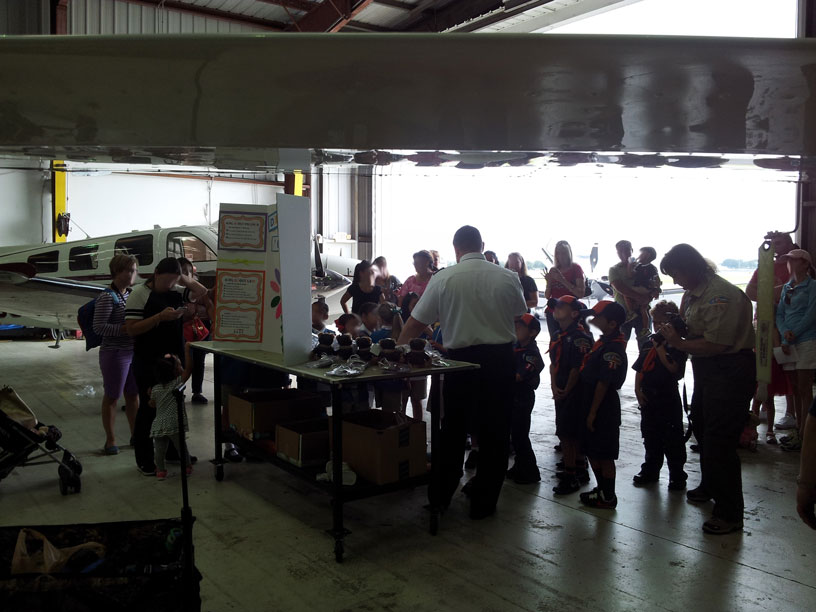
[398,226,528,519]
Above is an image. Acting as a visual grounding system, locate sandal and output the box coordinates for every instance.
[766,432,778,445]
[104,445,119,455]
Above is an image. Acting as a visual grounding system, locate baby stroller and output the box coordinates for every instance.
[0,386,82,495]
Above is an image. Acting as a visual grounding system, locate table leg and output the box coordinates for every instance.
[429,373,442,535]
[329,383,347,562]
[212,354,224,482]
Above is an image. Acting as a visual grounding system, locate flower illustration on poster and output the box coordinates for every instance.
[270,268,282,319]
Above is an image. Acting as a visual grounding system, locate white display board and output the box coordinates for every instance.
[211,195,311,365]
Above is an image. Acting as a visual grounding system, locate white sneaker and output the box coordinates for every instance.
[776,414,797,430]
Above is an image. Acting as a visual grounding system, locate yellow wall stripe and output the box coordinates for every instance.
[52,160,67,243]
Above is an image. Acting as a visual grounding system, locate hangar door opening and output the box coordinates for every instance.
[372,161,798,291]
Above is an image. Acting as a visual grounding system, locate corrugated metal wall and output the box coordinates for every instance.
[317,166,374,262]
[0,0,49,34]
[68,0,265,34]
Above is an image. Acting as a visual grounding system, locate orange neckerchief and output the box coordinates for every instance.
[641,346,659,373]
[580,332,626,372]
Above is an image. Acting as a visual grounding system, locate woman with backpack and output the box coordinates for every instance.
[544,240,586,339]
[92,254,139,455]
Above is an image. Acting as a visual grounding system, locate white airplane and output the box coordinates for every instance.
[0,226,352,330]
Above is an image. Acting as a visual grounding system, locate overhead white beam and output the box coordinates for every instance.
[486,0,645,33]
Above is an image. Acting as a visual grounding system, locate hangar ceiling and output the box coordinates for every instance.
[61,0,636,34]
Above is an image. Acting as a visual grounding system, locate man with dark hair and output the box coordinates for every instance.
[398,225,527,519]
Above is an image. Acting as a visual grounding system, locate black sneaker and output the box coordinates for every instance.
[553,477,581,495]
[137,466,156,477]
[668,479,687,491]
[632,472,659,487]
[686,486,711,503]
[511,472,541,485]
[580,487,600,503]
[506,466,518,480]
[464,450,479,470]
[556,469,590,484]
[191,394,208,405]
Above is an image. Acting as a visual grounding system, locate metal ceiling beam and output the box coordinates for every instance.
[343,20,396,32]
[406,0,503,32]
[255,0,319,13]
[493,0,644,33]
[450,0,557,32]
[373,0,416,10]
[289,0,376,32]
[124,0,286,31]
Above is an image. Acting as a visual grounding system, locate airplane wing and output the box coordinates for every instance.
[0,264,105,329]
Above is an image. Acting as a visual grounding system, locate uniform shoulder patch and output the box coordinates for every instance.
[525,354,538,364]
[708,295,730,305]
[574,338,592,352]
[603,352,623,369]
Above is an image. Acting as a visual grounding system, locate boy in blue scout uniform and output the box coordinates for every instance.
[548,295,595,495]
[507,313,546,484]
[577,301,628,509]
[632,300,688,490]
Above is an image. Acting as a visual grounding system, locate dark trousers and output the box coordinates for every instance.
[439,343,515,513]
[132,357,158,471]
[690,351,755,522]
[545,311,559,342]
[191,332,210,394]
[622,309,651,349]
[511,389,539,477]
[639,388,687,480]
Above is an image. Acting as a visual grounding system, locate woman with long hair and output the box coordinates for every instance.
[544,240,586,338]
[340,259,383,315]
[506,252,539,311]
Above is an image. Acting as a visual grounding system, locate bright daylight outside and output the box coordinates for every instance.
[375,0,801,304]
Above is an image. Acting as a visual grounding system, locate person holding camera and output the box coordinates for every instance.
[657,244,755,535]
[631,300,688,490]
[609,240,653,348]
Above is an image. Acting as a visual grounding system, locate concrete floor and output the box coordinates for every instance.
[1,337,815,612]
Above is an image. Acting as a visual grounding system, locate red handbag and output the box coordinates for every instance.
[183,316,209,343]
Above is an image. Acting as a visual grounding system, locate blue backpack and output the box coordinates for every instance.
[77,289,120,351]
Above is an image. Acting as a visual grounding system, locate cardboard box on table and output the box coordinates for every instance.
[228,390,323,441]
[330,410,427,485]
[276,419,330,467]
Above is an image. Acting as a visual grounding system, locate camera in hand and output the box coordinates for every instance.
[650,313,688,345]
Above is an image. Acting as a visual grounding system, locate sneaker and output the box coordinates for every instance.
[686,486,711,503]
[668,479,687,491]
[155,470,168,481]
[776,414,797,430]
[137,466,156,477]
[580,487,600,503]
[185,465,193,476]
[580,489,617,509]
[766,432,778,445]
[464,450,479,470]
[104,445,119,455]
[510,472,541,485]
[781,436,802,452]
[191,394,208,405]
[553,477,581,495]
[632,472,659,487]
[702,516,743,535]
[556,469,590,484]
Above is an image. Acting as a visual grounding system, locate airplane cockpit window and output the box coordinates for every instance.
[167,232,217,263]
[115,235,154,266]
[68,244,99,271]
[27,250,59,274]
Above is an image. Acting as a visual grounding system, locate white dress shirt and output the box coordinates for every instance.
[411,252,527,350]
